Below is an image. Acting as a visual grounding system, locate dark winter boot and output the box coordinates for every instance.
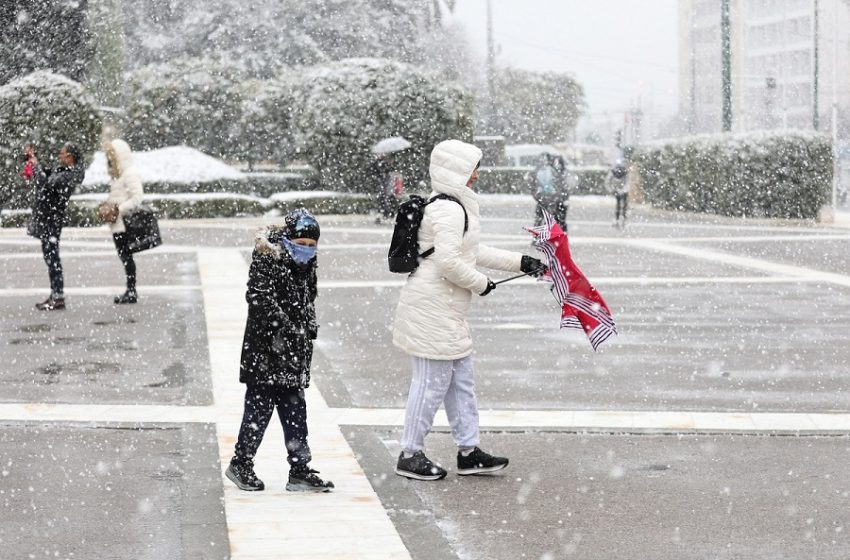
[395,450,447,481]
[35,296,65,311]
[114,290,137,304]
[286,466,334,493]
[456,447,509,476]
[225,459,264,491]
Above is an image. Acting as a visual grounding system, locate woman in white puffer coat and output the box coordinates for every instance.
[101,139,144,304]
[393,139,546,481]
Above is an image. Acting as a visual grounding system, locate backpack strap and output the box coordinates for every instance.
[419,194,468,260]
[428,194,468,232]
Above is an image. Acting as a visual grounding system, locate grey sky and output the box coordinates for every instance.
[451,0,680,118]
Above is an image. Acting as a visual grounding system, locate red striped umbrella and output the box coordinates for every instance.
[527,210,617,350]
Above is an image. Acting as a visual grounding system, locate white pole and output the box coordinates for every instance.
[833,0,839,210]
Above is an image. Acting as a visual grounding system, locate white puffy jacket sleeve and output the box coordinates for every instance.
[478,244,523,273]
[429,199,490,294]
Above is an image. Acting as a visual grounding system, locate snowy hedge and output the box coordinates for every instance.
[474,167,606,196]
[572,167,609,195]
[0,71,102,209]
[476,168,534,194]
[236,78,299,167]
[1,192,372,227]
[123,58,245,159]
[294,58,473,192]
[632,132,832,219]
[79,174,319,198]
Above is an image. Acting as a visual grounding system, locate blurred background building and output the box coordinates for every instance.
[679,0,850,135]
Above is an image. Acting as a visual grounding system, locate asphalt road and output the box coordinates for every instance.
[1,195,849,559]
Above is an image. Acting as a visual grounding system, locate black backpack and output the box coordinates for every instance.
[387,194,468,273]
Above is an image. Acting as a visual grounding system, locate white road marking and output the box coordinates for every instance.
[1,403,847,434]
[627,239,850,288]
[0,285,200,297]
[196,249,413,560]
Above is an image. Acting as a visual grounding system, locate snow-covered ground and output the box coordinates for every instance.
[83,146,244,185]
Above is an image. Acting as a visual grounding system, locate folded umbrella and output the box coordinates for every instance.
[527,209,617,351]
[371,136,411,155]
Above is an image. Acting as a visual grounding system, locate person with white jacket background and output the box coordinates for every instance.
[393,139,546,481]
[99,139,144,304]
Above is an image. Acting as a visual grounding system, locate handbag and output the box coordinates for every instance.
[122,204,162,253]
[97,202,119,224]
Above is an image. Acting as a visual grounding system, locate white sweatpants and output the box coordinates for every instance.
[401,355,480,453]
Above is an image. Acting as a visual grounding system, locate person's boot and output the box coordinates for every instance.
[395,450,447,481]
[286,466,334,492]
[35,295,65,311]
[225,459,264,491]
[114,290,137,304]
[456,447,509,476]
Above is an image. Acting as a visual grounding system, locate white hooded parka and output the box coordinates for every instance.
[104,139,144,234]
[392,140,524,360]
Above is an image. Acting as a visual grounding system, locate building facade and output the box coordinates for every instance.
[679,0,850,135]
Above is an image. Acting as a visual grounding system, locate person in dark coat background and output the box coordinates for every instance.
[225,208,334,493]
[28,143,85,311]
[368,153,401,222]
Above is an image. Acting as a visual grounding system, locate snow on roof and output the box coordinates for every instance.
[83,145,245,185]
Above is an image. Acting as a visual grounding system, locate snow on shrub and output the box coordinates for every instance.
[235,77,300,168]
[632,132,832,219]
[293,58,473,192]
[0,71,102,209]
[123,57,245,158]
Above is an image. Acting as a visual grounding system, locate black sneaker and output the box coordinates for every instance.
[395,451,447,481]
[114,290,137,304]
[286,467,334,493]
[456,447,509,476]
[35,296,65,311]
[225,460,264,491]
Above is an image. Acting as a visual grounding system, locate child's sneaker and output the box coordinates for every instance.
[395,450,447,481]
[456,447,509,476]
[286,467,334,492]
[225,459,265,491]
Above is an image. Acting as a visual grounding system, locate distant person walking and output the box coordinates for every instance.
[97,139,144,304]
[226,209,334,493]
[608,159,629,228]
[550,154,570,229]
[393,139,545,481]
[369,154,403,223]
[28,143,85,311]
[533,153,565,228]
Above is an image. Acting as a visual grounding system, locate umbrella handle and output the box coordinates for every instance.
[494,271,534,285]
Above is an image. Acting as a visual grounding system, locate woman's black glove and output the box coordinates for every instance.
[521,255,547,277]
[480,279,496,296]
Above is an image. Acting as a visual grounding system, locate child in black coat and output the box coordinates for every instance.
[226,208,334,493]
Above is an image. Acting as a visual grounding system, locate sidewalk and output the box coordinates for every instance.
[197,249,411,560]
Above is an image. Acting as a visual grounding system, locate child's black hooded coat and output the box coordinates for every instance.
[239,226,318,388]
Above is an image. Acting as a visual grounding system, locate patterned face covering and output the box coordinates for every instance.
[282,238,317,265]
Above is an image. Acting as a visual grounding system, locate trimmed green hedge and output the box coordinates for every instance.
[632,132,832,219]
[1,192,372,228]
[476,167,534,194]
[77,172,320,198]
[476,166,608,195]
[571,167,608,195]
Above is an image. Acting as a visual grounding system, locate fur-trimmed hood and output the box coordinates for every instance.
[254,225,286,259]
